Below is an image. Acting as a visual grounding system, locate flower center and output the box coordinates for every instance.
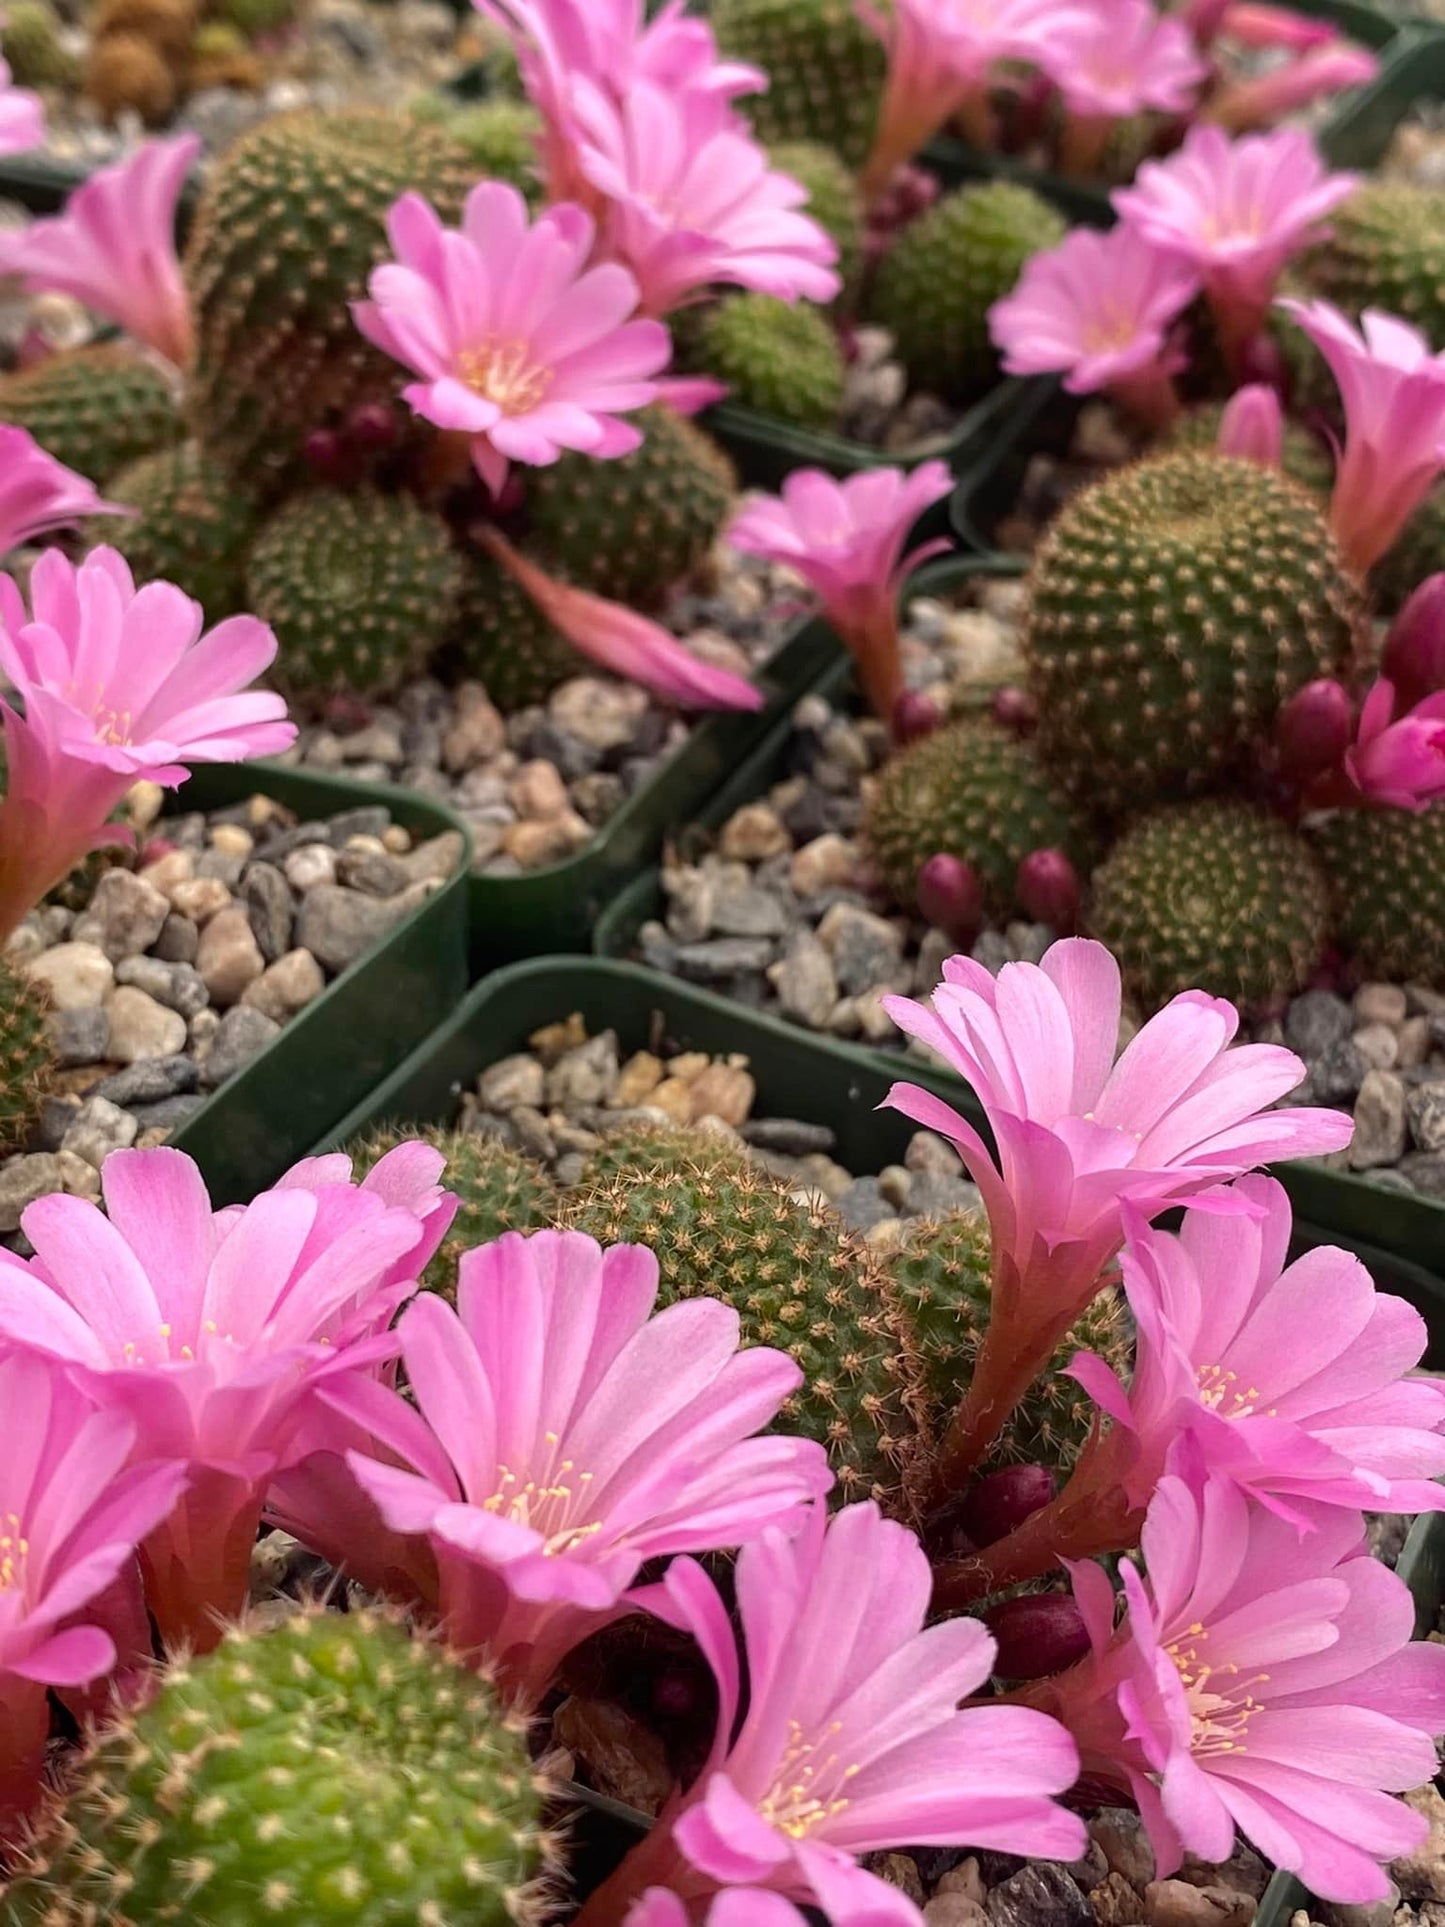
[754,1719,862,1840]
[120,1320,237,1367]
[0,1512,30,1592]
[457,337,553,415]
[1195,1364,1275,1419]
[483,1431,599,1557]
[1166,1623,1268,1757]
[63,681,132,745]
[1082,301,1141,353]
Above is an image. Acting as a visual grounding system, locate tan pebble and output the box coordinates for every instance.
[923,1897,988,1927]
[1088,1873,1145,1927]
[134,1126,173,1149]
[855,987,898,1042]
[790,832,856,897]
[502,814,588,868]
[865,1216,906,1255]
[665,1052,711,1085]
[168,876,233,924]
[510,759,570,820]
[692,1114,745,1148]
[56,1150,101,1201]
[528,1013,587,1062]
[342,833,389,858]
[611,1051,664,1108]
[382,825,411,854]
[1144,1881,1253,1927]
[124,780,165,832]
[104,986,187,1063]
[195,906,265,1006]
[240,948,325,1022]
[1353,1022,1399,1073]
[687,1061,754,1127]
[1353,981,1408,1029]
[648,1077,695,1123]
[25,942,114,1011]
[937,1861,984,1905]
[140,848,196,896]
[719,802,790,862]
[209,823,253,859]
[245,794,289,830]
[1399,1015,1432,1068]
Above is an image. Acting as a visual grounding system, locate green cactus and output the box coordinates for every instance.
[1304,181,1445,340]
[97,443,261,619]
[685,293,845,430]
[0,958,55,1157]
[0,345,181,487]
[1164,402,1334,497]
[769,139,865,293]
[711,0,885,170]
[870,182,1067,402]
[1,0,79,87]
[348,1124,560,1301]
[865,717,1097,918]
[1088,799,1331,1013]
[891,1212,1134,1473]
[1312,803,1445,986]
[1024,450,1365,813]
[408,96,543,203]
[523,404,736,607]
[214,0,296,33]
[2,1606,554,1927]
[1375,484,1445,616]
[566,1124,930,1514]
[185,110,476,490]
[247,487,463,699]
[448,544,586,710]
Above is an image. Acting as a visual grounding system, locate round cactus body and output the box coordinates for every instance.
[1313,803,1445,986]
[1089,799,1331,1013]
[0,345,181,486]
[870,182,1067,401]
[566,1125,929,1512]
[522,405,736,608]
[1024,450,1364,812]
[409,96,543,201]
[3,1606,552,1926]
[2,0,79,87]
[712,0,885,170]
[1305,181,1445,339]
[448,545,584,711]
[247,487,462,699]
[769,139,864,292]
[98,443,260,618]
[185,111,476,490]
[865,717,1096,917]
[1165,402,1334,497]
[0,958,55,1156]
[687,293,845,429]
[84,29,176,121]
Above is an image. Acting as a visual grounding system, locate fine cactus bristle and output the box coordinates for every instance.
[0,345,182,486]
[2,1604,556,1927]
[1312,803,1445,986]
[864,717,1097,918]
[184,110,476,490]
[890,1212,1134,1474]
[711,0,886,170]
[1088,799,1332,1014]
[683,293,846,430]
[96,442,261,619]
[348,1124,560,1301]
[0,957,56,1157]
[869,181,1068,402]
[565,1123,930,1515]
[1023,449,1365,813]
[522,405,736,609]
[246,486,463,699]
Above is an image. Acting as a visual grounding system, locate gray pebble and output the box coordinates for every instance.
[127,1094,208,1134]
[295,882,430,974]
[35,1096,81,1151]
[153,912,199,964]
[73,869,170,961]
[47,1004,109,1067]
[1401,1149,1445,1197]
[115,955,210,1018]
[835,1174,896,1231]
[0,1154,63,1232]
[61,1096,138,1169]
[739,1118,836,1155]
[672,937,776,982]
[1407,1081,1445,1152]
[91,1056,200,1106]
[1310,1037,1367,1105]
[771,930,838,1028]
[477,1053,546,1111]
[1285,989,1354,1058]
[1349,1070,1409,1169]
[908,1171,984,1219]
[325,807,392,845]
[241,863,294,962]
[985,1863,1093,1927]
[971,930,1015,975]
[201,1006,283,1088]
[712,882,788,940]
[821,904,904,997]
[336,847,409,897]
[545,1034,619,1109]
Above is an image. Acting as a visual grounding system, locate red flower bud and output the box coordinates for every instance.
[1384,574,1445,713]
[986,1593,1091,1679]
[1016,848,1081,933]
[348,401,398,451]
[1274,677,1353,786]
[916,853,983,946]
[303,427,347,480]
[991,685,1037,735]
[891,689,942,744]
[960,1463,1057,1547]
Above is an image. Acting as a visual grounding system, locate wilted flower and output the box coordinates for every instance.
[0,423,123,557]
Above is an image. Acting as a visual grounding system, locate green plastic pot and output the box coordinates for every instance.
[157,761,470,1205]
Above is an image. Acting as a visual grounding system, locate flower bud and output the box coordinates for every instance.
[1217,382,1284,465]
[960,1463,1057,1548]
[348,401,398,451]
[1015,849,1080,933]
[1384,574,1445,712]
[991,685,1037,735]
[1274,678,1353,786]
[916,854,983,947]
[986,1594,1091,1679]
[303,427,347,480]
[891,689,942,744]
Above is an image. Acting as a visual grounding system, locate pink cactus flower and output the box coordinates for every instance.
[0,546,292,945]
[0,1351,186,1826]
[479,0,763,204]
[0,135,197,367]
[478,527,763,712]
[628,1894,815,1927]
[726,462,952,721]
[0,55,43,155]
[572,1502,1085,1927]
[1114,127,1357,360]
[1218,4,1337,50]
[1040,1,1206,175]
[1038,1467,1445,1904]
[858,0,1086,196]
[1209,40,1377,134]
[0,422,124,556]
[0,1143,453,1651]
[1277,298,1445,575]
[1216,381,1286,462]
[989,224,1197,426]
[354,183,671,496]
[333,1230,831,1707]
[1343,676,1445,810]
[570,81,841,316]
[881,938,1354,1486]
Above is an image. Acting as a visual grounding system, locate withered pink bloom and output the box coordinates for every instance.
[989,225,1197,424]
[1216,382,1286,462]
[1277,298,1445,575]
[0,135,197,366]
[726,462,952,722]
[0,55,43,155]
[336,1230,831,1706]
[354,183,670,496]
[881,938,1353,1483]
[1040,1468,1445,1904]
[0,1144,452,1650]
[1209,40,1377,134]
[1114,127,1357,356]
[573,1503,1084,1927]
[0,423,123,556]
[1343,676,1445,810]
[571,80,840,316]
[0,546,292,945]
[0,1352,185,1826]
[479,527,762,712]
